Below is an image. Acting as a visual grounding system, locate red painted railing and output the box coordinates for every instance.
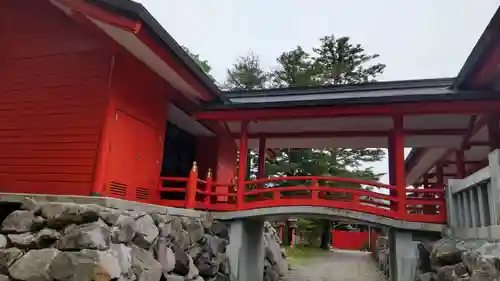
[157,164,446,223]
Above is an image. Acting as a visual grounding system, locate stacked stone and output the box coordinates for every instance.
[371,235,500,281]
[0,199,231,281]
[413,237,500,281]
[263,222,289,281]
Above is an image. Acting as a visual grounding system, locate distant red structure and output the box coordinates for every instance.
[331,230,378,251]
[2,0,500,225]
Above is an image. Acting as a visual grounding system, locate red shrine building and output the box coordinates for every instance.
[2,0,500,223]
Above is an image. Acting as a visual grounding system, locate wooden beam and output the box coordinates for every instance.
[197,100,500,121]
[232,129,469,139]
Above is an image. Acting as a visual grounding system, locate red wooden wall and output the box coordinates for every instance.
[331,230,378,250]
[0,0,235,203]
[0,1,111,195]
[196,134,237,202]
[100,38,171,203]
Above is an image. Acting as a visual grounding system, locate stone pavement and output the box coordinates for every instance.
[289,249,386,281]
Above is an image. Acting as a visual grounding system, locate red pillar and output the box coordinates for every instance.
[488,116,500,151]
[422,175,429,189]
[436,164,444,188]
[258,138,266,179]
[257,138,266,199]
[237,121,249,209]
[388,136,396,211]
[391,115,406,217]
[455,150,466,179]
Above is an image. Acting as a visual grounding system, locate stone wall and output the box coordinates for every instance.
[263,222,289,281]
[0,199,231,281]
[372,235,390,277]
[373,234,500,281]
[416,237,500,281]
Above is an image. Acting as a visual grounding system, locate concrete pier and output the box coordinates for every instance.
[226,219,265,281]
[389,229,418,281]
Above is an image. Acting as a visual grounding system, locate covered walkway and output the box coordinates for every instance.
[156,77,500,225]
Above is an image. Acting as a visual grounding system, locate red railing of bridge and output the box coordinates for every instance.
[157,165,446,223]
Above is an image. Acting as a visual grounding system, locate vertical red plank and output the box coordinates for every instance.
[237,121,249,209]
[392,115,406,217]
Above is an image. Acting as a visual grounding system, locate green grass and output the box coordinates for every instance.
[284,246,329,267]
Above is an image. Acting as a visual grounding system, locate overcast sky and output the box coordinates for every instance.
[136,0,499,184]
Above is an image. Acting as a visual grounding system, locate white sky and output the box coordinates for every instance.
[136,0,499,184]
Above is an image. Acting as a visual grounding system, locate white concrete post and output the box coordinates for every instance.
[226,219,265,281]
[389,229,418,281]
[445,180,458,230]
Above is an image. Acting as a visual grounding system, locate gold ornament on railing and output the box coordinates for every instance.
[192,161,198,172]
[207,168,212,178]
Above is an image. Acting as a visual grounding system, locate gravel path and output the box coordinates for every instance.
[289,250,386,281]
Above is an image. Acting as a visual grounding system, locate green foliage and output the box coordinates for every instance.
[314,35,386,84]
[296,218,323,246]
[269,46,322,87]
[224,52,268,90]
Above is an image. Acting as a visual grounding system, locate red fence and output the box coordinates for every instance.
[331,230,378,250]
[156,164,446,223]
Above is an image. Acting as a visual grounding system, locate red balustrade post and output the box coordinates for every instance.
[422,175,432,215]
[257,137,266,200]
[237,121,249,209]
[273,189,281,201]
[204,169,213,206]
[436,164,445,216]
[185,162,198,209]
[392,115,406,217]
[352,191,360,204]
[311,179,318,200]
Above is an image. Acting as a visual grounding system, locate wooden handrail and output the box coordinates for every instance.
[156,173,446,224]
[243,176,396,190]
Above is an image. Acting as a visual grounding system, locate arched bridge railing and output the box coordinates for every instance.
[157,166,446,224]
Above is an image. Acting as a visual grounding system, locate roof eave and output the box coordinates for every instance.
[223,77,455,98]
[87,0,225,102]
[452,6,500,90]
